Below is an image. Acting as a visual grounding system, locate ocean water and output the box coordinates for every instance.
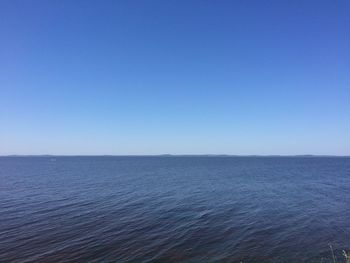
[1,156,350,263]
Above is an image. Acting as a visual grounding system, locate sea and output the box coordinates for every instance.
[1,156,350,263]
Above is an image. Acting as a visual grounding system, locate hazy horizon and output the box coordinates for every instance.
[1,0,349,155]
[2,153,350,157]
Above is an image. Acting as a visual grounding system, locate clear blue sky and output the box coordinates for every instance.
[1,0,349,155]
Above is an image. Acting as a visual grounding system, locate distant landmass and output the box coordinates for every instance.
[2,154,349,157]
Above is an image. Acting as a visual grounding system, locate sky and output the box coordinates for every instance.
[0,0,349,155]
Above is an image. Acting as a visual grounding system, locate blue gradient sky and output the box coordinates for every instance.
[1,0,350,155]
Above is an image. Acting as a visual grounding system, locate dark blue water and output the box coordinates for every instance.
[1,157,350,263]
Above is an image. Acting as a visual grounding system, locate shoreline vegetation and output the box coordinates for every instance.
[238,248,350,263]
[324,245,350,263]
[343,250,350,263]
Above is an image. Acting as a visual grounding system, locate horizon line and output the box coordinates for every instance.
[1,154,350,157]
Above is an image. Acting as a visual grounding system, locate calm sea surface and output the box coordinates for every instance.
[1,156,350,263]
